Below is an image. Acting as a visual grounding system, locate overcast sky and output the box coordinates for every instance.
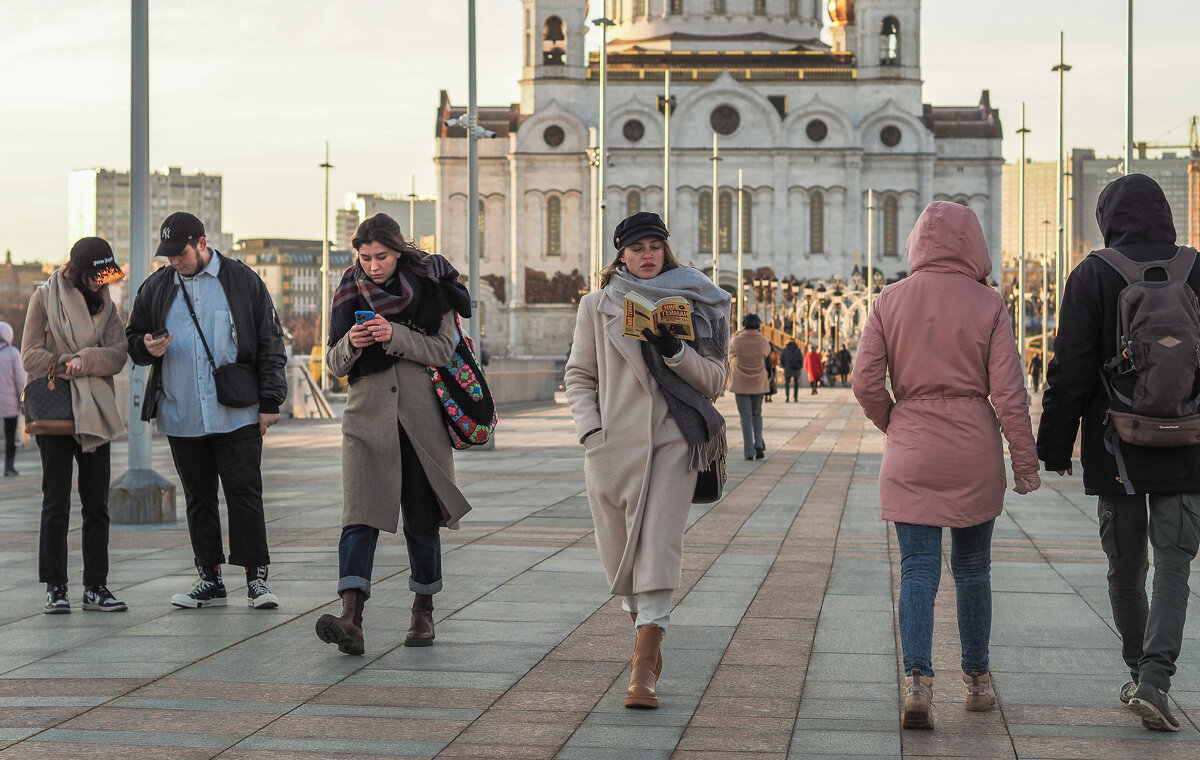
[2,0,1195,263]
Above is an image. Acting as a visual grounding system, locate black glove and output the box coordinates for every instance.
[642,325,682,357]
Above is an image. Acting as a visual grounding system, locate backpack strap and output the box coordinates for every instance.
[1163,246,1197,282]
[1090,246,1196,284]
[1089,248,1143,284]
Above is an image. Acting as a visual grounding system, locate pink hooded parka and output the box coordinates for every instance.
[852,202,1038,528]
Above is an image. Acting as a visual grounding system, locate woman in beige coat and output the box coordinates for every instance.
[565,211,730,709]
[728,313,771,459]
[315,213,473,656]
[22,238,128,613]
[852,202,1040,729]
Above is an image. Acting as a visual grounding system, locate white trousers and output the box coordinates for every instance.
[620,589,672,631]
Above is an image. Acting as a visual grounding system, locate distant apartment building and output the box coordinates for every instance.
[231,238,351,318]
[340,192,436,251]
[68,167,233,265]
[0,250,53,348]
[1001,160,1068,265]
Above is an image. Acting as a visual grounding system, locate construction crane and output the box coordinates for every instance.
[1135,115,1199,248]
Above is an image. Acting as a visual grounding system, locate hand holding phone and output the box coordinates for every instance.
[354,311,376,325]
[151,328,170,339]
[144,328,173,357]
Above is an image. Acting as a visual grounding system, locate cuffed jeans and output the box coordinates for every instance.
[1098,493,1200,693]
[37,435,111,587]
[895,519,995,678]
[337,423,443,597]
[734,393,764,458]
[620,589,673,630]
[168,424,270,570]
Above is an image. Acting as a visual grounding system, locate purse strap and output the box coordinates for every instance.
[178,280,219,373]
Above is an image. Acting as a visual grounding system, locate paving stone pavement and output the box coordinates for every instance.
[1,388,1199,759]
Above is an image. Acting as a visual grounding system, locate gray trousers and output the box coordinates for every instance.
[1098,493,1200,692]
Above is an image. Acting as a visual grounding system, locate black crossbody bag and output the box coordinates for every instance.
[179,281,259,408]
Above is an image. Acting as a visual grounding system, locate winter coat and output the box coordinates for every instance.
[781,343,804,373]
[804,350,824,382]
[326,307,472,531]
[729,328,771,394]
[0,342,23,419]
[837,348,852,375]
[564,289,727,596]
[853,201,1038,528]
[1037,173,1200,495]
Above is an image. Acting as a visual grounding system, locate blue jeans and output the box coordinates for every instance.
[336,423,443,597]
[734,393,764,458]
[895,519,995,678]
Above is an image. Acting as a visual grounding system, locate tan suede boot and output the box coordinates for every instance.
[625,623,664,709]
[314,589,366,655]
[901,673,935,729]
[404,592,435,647]
[964,672,996,712]
[628,611,661,676]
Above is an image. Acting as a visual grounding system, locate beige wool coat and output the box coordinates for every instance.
[327,307,472,532]
[565,289,728,597]
[728,328,771,394]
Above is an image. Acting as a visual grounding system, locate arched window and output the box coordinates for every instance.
[754,0,767,14]
[627,190,641,217]
[542,15,565,65]
[698,190,712,253]
[718,190,733,253]
[740,188,753,253]
[881,16,900,66]
[788,0,799,17]
[883,194,898,255]
[809,190,825,254]
[712,0,726,14]
[633,0,646,16]
[477,201,486,259]
[546,196,562,256]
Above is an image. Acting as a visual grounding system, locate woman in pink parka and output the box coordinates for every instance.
[852,202,1040,730]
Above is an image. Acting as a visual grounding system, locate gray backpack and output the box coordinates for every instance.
[1093,247,1200,493]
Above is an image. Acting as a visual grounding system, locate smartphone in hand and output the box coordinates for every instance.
[151,328,169,339]
[354,311,376,325]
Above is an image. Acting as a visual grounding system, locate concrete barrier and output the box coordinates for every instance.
[483,358,561,405]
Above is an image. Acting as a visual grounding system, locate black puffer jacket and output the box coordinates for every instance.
[1037,173,1200,495]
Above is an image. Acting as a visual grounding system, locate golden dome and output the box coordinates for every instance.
[827,0,855,25]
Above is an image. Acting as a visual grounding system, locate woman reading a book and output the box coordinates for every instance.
[565,211,730,710]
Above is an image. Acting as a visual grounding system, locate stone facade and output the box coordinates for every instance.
[436,0,1002,358]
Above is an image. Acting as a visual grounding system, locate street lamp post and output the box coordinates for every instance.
[319,142,333,393]
[1125,0,1134,174]
[866,189,875,316]
[466,0,481,348]
[592,15,614,292]
[660,70,673,228]
[736,168,744,328]
[1052,32,1071,336]
[710,133,720,285]
[1042,219,1051,372]
[407,174,417,243]
[1017,104,1030,380]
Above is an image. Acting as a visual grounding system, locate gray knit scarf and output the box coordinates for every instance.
[604,266,730,472]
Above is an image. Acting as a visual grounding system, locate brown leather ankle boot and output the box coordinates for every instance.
[404,592,435,647]
[314,589,366,655]
[625,623,664,709]
[627,611,662,676]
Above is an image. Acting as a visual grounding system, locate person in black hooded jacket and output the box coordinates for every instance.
[1037,173,1200,732]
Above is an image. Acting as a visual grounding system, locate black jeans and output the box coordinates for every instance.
[168,423,270,570]
[783,372,801,400]
[4,416,16,461]
[336,423,443,597]
[37,435,111,587]
[1098,493,1200,692]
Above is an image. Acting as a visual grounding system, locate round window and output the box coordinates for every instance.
[880,125,902,147]
[806,119,828,142]
[710,105,741,136]
[623,119,645,142]
[543,125,565,147]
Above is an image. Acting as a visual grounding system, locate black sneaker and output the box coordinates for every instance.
[44,584,70,614]
[1128,682,1181,732]
[171,574,227,609]
[82,585,127,612]
[247,577,279,609]
[1119,680,1137,705]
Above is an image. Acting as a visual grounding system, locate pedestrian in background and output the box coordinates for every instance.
[1028,352,1042,391]
[837,343,852,386]
[780,339,803,402]
[853,202,1040,730]
[0,321,24,477]
[22,238,129,613]
[126,212,287,610]
[730,313,770,458]
[314,213,473,655]
[804,344,823,395]
[565,211,729,709]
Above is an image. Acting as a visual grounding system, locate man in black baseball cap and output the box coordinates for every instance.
[155,211,206,258]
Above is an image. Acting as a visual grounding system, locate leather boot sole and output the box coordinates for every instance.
[403,636,434,647]
[315,615,364,655]
[901,702,934,729]
[624,693,658,709]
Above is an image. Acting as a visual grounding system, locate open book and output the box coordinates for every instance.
[622,291,695,342]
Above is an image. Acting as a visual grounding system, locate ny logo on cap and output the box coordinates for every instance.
[162,227,172,239]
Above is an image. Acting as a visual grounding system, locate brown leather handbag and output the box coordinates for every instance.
[23,362,75,436]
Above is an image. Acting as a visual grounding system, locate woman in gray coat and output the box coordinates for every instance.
[315,213,473,655]
[565,212,730,709]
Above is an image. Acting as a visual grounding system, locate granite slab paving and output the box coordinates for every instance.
[2,389,1200,758]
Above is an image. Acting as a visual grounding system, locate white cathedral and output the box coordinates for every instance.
[436,0,1002,357]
